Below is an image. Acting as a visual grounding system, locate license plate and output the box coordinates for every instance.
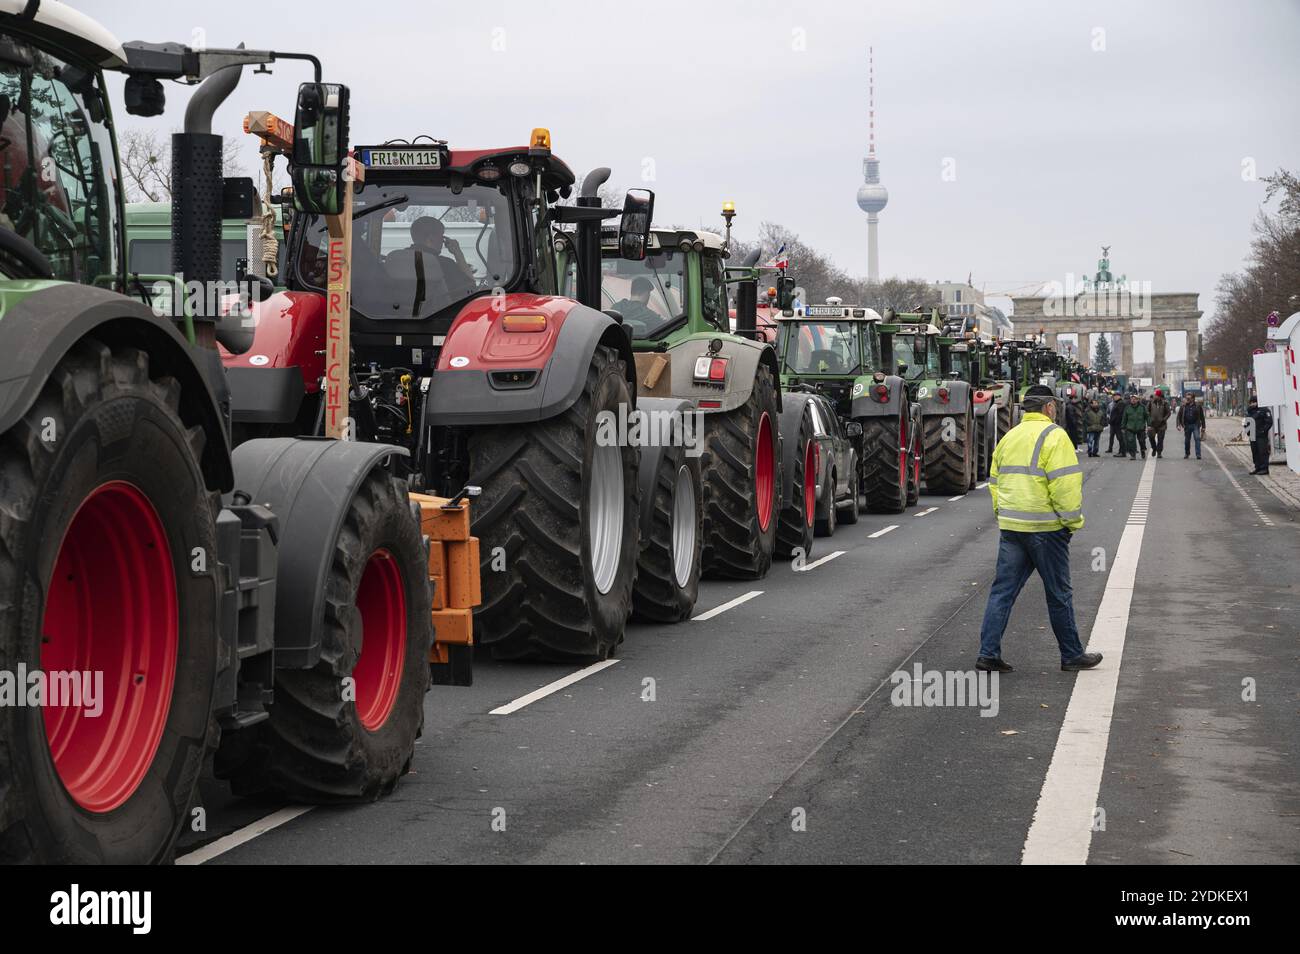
[362,148,443,169]
[806,305,844,317]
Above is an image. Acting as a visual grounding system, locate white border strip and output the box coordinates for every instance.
[1021,455,1155,864]
[1205,445,1275,527]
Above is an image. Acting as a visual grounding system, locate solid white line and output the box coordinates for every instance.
[796,550,845,572]
[914,507,939,516]
[948,495,965,502]
[1205,444,1275,527]
[690,590,763,622]
[176,806,314,865]
[490,659,620,715]
[1022,455,1156,865]
[868,524,899,538]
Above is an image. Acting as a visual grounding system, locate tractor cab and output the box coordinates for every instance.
[774,300,885,417]
[882,310,944,395]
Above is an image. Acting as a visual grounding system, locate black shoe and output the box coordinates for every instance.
[1184,455,1189,459]
[976,656,1014,673]
[1248,469,1262,475]
[1061,651,1103,671]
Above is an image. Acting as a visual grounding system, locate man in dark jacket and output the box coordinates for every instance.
[1147,391,1171,459]
[1064,396,1084,448]
[1175,393,1205,459]
[1246,396,1273,475]
[1083,399,1106,457]
[1108,394,1126,456]
[1122,393,1149,460]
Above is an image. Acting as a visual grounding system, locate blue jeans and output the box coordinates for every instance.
[1183,427,1201,458]
[978,529,1086,663]
[1086,432,1100,455]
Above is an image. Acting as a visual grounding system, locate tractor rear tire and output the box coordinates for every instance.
[227,468,432,802]
[0,338,220,863]
[922,410,972,495]
[775,401,815,560]
[860,414,908,514]
[469,345,639,659]
[631,445,702,624]
[700,365,779,580]
[998,402,1013,436]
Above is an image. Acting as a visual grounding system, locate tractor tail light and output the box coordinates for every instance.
[502,314,547,333]
[874,384,889,403]
[938,387,950,403]
[694,356,728,383]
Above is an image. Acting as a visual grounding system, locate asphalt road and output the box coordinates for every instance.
[178,443,1300,865]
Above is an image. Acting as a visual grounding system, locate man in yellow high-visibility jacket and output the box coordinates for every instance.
[978,385,1103,673]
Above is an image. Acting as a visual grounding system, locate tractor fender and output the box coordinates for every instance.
[660,334,780,414]
[849,373,909,420]
[0,281,234,491]
[228,437,409,669]
[777,392,817,503]
[426,296,634,426]
[630,396,699,541]
[915,379,973,419]
[220,291,326,425]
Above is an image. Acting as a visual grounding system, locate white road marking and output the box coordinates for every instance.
[977,482,989,489]
[948,495,965,502]
[1205,445,1275,527]
[914,507,939,516]
[690,590,763,622]
[1022,455,1156,865]
[868,525,899,538]
[490,659,621,715]
[176,806,314,865]
[796,550,845,572]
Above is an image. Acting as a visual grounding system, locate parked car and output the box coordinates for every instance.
[805,392,861,536]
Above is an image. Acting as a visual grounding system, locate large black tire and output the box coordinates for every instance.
[469,345,639,659]
[700,365,779,580]
[814,465,837,537]
[839,456,861,524]
[775,400,815,560]
[226,468,431,802]
[631,445,702,623]
[859,414,907,514]
[922,409,972,495]
[0,338,220,863]
[998,402,1013,437]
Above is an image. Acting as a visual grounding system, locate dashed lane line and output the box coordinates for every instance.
[914,507,939,517]
[691,590,764,622]
[1022,454,1155,864]
[176,806,314,865]
[868,525,899,538]
[948,495,965,502]
[490,660,621,715]
[796,550,845,572]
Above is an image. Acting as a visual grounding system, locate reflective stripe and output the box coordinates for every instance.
[997,465,1039,476]
[1053,508,1082,519]
[996,508,1063,522]
[1029,424,1060,472]
[1045,464,1083,479]
[987,476,997,485]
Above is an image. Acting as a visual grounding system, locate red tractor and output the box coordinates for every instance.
[223,112,700,659]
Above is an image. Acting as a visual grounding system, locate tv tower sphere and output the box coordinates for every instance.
[857,182,889,214]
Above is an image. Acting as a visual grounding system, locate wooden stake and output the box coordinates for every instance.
[324,157,364,439]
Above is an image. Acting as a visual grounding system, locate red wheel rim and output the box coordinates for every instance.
[898,415,908,488]
[42,482,178,813]
[755,411,775,532]
[803,441,817,526]
[353,550,407,732]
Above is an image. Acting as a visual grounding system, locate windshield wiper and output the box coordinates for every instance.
[353,194,409,221]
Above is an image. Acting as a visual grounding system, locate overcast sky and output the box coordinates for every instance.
[82,0,1300,361]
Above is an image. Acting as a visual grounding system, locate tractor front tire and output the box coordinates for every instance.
[632,444,702,624]
[0,338,220,863]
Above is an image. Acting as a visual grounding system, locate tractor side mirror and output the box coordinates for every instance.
[292,82,350,216]
[845,421,864,438]
[775,276,796,310]
[618,188,655,261]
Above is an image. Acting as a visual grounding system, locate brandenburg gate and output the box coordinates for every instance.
[1010,249,1204,384]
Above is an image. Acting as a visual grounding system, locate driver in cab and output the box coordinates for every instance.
[386,216,476,312]
[611,276,659,333]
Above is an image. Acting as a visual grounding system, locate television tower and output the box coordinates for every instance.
[856,47,889,284]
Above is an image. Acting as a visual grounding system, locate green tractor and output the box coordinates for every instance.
[773,298,921,515]
[580,212,813,575]
[940,327,1004,482]
[0,8,471,862]
[885,309,976,495]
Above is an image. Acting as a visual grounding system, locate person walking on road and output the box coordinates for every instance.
[1108,393,1126,456]
[1122,393,1149,460]
[1083,398,1105,457]
[977,385,1102,674]
[1147,390,1171,459]
[1246,395,1273,475]
[1176,392,1205,459]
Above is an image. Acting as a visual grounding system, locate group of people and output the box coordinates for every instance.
[1059,388,1206,462]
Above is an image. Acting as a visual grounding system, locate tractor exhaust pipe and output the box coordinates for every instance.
[575,167,611,310]
[734,248,762,335]
[172,46,245,346]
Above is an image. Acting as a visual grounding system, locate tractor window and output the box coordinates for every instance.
[786,321,860,375]
[893,335,926,380]
[699,253,727,331]
[949,348,971,381]
[598,250,685,339]
[0,41,119,283]
[293,180,518,321]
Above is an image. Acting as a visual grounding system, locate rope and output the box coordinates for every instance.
[259,149,279,279]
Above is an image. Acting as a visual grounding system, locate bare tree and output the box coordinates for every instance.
[120,128,246,203]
